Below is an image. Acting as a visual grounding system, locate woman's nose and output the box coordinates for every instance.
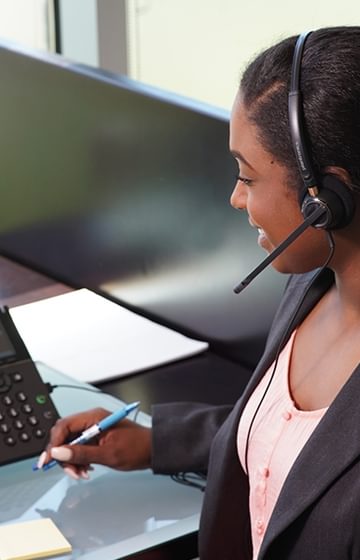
[230,181,247,210]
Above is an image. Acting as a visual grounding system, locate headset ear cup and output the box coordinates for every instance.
[300,174,355,230]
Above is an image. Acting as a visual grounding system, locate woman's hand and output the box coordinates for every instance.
[36,407,152,480]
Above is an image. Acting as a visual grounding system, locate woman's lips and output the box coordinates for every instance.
[248,219,269,250]
[257,227,267,248]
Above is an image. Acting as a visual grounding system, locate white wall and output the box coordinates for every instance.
[125,0,360,109]
[0,0,52,50]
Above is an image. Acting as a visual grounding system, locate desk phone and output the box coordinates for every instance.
[0,307,59,465]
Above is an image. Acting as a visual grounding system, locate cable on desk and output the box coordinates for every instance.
[46,383,142,422]
[46,382,102,394]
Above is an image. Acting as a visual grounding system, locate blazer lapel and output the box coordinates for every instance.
[259,364,360,558]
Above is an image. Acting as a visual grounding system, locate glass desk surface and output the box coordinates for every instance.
[0,363,203,559]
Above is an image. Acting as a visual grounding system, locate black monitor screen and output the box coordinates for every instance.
[0,42,286,366]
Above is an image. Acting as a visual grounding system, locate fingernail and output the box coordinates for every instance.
[37,451,47,469]
[63,466,80,480]
[51,446,73,462]
[79,469,90,480]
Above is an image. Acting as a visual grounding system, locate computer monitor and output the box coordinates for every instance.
[0,40,286,367]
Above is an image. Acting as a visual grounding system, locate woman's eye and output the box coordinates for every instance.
[235,174,253,186]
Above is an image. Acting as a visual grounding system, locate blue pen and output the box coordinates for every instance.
[33,401,140,472]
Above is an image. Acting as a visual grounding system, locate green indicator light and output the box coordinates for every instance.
[36,394,47,405]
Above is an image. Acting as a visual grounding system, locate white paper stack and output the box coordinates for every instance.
[9,289,208,383]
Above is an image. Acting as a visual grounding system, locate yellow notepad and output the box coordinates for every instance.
[0,518,72,560]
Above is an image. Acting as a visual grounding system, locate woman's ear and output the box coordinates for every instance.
[324,166,360,195]
[323,166,352,186]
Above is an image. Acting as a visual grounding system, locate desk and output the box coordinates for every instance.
[0,363,203,560]
[0,256,254,558]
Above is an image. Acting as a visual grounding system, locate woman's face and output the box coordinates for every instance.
[229,93,330,274]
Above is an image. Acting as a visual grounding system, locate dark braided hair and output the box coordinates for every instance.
[240,27,360,192]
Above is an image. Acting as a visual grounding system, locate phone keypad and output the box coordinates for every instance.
[0,362,59,465]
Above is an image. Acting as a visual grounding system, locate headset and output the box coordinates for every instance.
[242,30,354,472]
[288,31,355,230]
[234,31,355,295]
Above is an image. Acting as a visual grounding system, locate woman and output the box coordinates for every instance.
[39,27,360,558]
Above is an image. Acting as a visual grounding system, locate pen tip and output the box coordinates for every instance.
[128,401,140,410]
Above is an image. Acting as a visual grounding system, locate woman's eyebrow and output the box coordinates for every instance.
[230,149,255,171]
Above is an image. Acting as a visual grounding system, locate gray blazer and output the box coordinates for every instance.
[199,268,360,559]
[152,269,360,558]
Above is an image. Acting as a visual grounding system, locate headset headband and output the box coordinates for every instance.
[288,31,318,194]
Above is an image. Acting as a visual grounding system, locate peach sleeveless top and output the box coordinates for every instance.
[237,330,328,559]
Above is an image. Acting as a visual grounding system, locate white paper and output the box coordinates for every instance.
[9,289,208,383]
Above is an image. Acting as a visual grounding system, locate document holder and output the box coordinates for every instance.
[0,307,59,466]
